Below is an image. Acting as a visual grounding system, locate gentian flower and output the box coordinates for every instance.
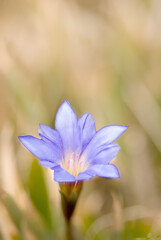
[18,100,128,183]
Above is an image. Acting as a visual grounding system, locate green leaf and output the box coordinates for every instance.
[28,159,52,229]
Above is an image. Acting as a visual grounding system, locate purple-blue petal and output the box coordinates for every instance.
[39,160,59,168]
[81,125,128,161]
[55,100,81,155]
[78,113,96,151]
[38,123,62,149]
[92,144,120,165]
[18,135,61,163]
[78,113,89,129]
[76,171,93,181]
[87,164,120,178]
[52,165,76,182]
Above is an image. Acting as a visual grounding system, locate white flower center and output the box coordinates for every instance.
[61,152,87,177]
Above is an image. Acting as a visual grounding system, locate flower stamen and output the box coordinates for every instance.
[62,152,87,177]
[67,159,70,170]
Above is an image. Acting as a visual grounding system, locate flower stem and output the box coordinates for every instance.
[66,220,74,240]
[59,182,83,240]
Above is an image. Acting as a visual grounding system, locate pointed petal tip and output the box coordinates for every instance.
[118,125,128,135]
[60,100,71,109]
[112,125,128,130]
[62,99,70,104]
[111,165,120,178]
[18,135,27,143]
[18,135,35,150]
[123,125,128,131]
[18,135,21,141]
[39,123,43,128]
[56,100,76,121]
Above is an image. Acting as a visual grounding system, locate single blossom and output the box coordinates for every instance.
[18,100,128,183]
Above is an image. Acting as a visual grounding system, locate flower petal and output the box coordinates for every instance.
[92,144,120,165]
[87,164,120,178]
[55,100,80,155]
[52,165,76,182]
[81,125,128,161]
[39,160,59,168]
[76,171,93,181]
[78,113,89,129]
[18,135,62,163]
[38,123,62,149]
[78,113,96,151]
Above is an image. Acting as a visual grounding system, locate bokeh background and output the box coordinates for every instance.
[1,0,161,239]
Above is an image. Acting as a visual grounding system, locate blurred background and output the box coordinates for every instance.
[1,0,161,239]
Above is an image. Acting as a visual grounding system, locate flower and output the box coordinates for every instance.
[18,100,128,183]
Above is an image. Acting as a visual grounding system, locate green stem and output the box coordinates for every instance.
[59,182,83,240]
[66,220,74,240]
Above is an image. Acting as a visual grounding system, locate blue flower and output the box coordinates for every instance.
[18,100,128,183]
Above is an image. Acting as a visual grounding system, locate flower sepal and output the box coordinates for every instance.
[59,181,83,221]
